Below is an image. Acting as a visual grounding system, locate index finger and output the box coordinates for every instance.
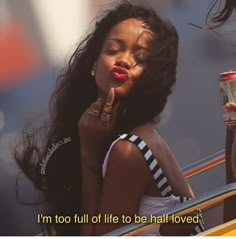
[105,87,115,106]
[102,88,115,114]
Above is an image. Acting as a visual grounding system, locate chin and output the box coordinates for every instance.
[114,87,130,100]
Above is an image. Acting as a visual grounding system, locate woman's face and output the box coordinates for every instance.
[95,18,153,99]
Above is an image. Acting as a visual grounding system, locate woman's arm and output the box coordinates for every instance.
[79,152,103,235]
[93,128,198,235]
[93,140,151,235]
[128,127,198,235]
[78,88,120,235]
[154,145,198,236]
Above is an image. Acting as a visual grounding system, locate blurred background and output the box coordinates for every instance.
[0,0,236,235]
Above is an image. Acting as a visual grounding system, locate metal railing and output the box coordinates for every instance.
[104,150,228,236]
[182,150,225,178]
[104,183,236,236]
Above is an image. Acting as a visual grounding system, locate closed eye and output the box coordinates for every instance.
[106,48,120,54]
[105,38,124,54]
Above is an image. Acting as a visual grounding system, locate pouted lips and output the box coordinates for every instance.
[111,66,128,82]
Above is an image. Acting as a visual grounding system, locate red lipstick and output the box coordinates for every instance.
[111,66,128,82]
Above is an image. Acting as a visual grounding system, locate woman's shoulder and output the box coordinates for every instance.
[105,124,159,175]
[108,136,145,165]
[107,122,176,172]
[107,122,170,168]
[104,133,153,187]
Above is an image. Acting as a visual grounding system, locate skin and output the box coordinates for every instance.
[95,19,153,99]
[79,18,195,236]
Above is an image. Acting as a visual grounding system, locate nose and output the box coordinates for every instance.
[115,54,132,70]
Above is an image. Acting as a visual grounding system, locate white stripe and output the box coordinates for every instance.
[153,168,162,180]
[119,134,127,139]
[157,177,167,189]
[129,135,138,142]
[161,185,172,196]
[144,149,152,160]
[138,141,146,150]
[195,226,201,233]
[182,197,188,202]
[199,220,205,231]
[149,159,157,171]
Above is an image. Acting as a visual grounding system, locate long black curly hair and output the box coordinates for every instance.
[15,1,178,235]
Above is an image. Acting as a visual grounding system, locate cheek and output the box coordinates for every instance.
[96,55,113,76]
[132,66,146,80]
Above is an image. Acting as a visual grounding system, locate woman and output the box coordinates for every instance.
[15,2,204,236]
[205,0,236,222]
[207,0,236,180]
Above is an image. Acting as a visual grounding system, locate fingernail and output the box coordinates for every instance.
[109,87,114,95]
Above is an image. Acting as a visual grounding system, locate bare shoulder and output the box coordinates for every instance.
[108,123,167,168]
[108,138,146,169]
[105,135,152,188]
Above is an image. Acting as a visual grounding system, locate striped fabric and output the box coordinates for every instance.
[119,133,205,235]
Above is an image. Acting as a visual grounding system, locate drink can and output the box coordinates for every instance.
[219,70,236,125]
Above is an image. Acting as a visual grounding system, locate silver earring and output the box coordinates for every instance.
[91,68,95,76]
[91,63,97,77]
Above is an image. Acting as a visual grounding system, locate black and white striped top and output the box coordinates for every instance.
[103,133,205,235]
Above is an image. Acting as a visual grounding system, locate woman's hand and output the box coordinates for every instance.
[79,87,119,161]
[225,101,236,133]
[225,102,236,113]
[225,102,236,128]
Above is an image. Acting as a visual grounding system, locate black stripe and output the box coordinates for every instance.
[198,220,205,232]
[151,165,161,179]
[122,134,130,140]
[146,154,155,165]
[163,190,172,197]
[159,181,170,193]
[120,134,177,203]
[192,229,198,235]
[155,171,164,182]
[132,137,142,146]
[141,145,149,155]
[183,196,188,202]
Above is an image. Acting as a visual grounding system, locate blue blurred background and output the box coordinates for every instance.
[0,0,236,235]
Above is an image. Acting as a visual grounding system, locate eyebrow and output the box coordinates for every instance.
[107,38,150,51]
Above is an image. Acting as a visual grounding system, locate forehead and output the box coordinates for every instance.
[106,18,154,47]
